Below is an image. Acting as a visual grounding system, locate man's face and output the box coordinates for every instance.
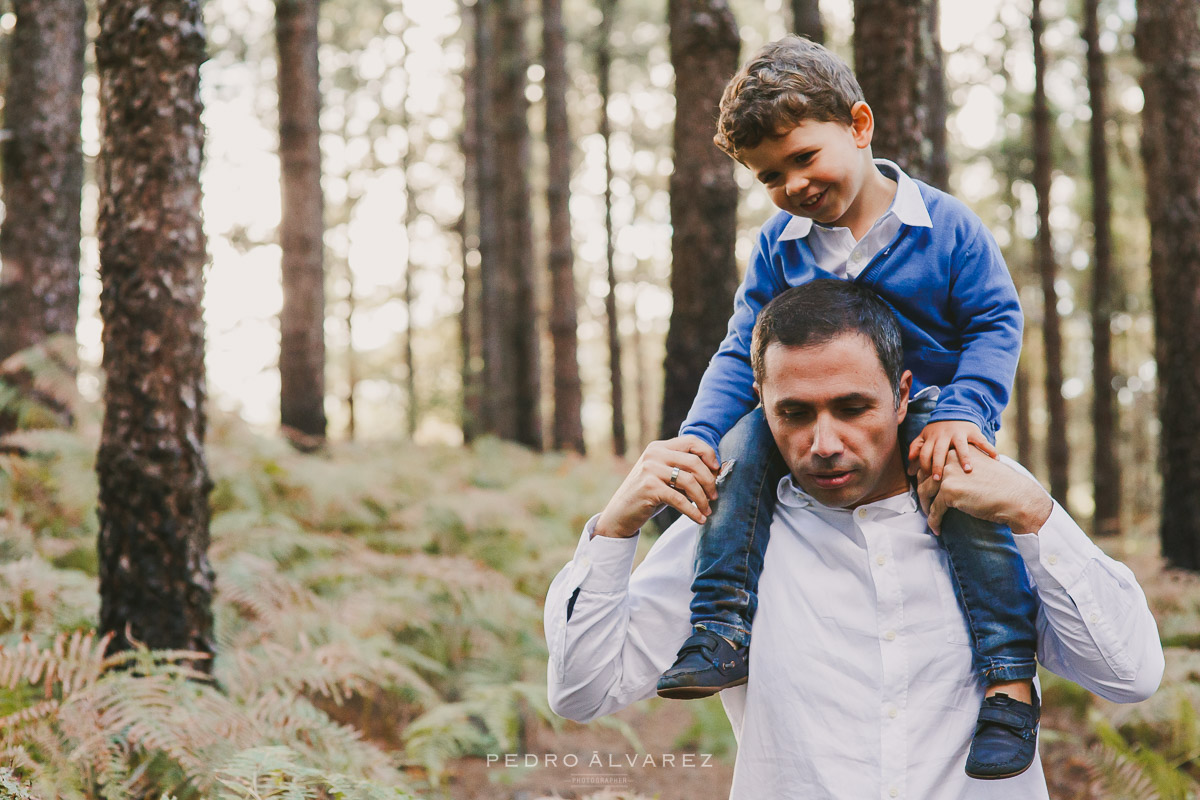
[757,334,912,509]
[739,102,875,235]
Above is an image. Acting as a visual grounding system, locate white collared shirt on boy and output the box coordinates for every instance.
[545,460,1163,800]
[779,158,933,279]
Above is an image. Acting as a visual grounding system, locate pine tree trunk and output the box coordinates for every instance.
[791,0,824,43]
[0,0,85,362]
[344,258,357,440]
[852,0,940,182]
[400,93,420,440]
[1083,0,1120,536]
[599,0,626,456]
[924,0,949,191]
[1032,0,1071,511]
[544,0,585,454]
[1136,0,1200,569]
[95,0,214,666]
[479,0,542,449]
[276,0,327,444]
[459,0,482,443]
[661,0,740,439]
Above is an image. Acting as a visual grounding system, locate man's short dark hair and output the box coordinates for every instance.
[751,280,905,403]
[714,35,865,160]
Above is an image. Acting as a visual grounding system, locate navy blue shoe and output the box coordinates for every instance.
[656,631,749,699]
[965,689,1040,779]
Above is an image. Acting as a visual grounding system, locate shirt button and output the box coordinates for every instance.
[885,630,897,641]
[888,707,899,719]
[1090,612,1100,623]
[1047,554,1059,565]
[876,554,887,566]
[856,508,867,519]
[890,788,899,797]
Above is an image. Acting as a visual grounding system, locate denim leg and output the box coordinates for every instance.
[902,397,1039,684]
[689,407,787,647]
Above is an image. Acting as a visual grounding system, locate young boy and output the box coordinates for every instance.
[655,36,1041,780]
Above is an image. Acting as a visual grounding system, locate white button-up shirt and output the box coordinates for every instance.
[778,159,934,280]
[545,462,1163,799]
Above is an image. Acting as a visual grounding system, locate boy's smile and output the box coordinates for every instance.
[739,101,897,241]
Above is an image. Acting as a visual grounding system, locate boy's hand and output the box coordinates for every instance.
[907,420,997,480]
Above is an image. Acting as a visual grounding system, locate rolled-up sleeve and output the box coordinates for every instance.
[1016,503,1164,703]
[545,516,698,722]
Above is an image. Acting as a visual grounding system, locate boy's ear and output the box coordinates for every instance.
[850,101,874,149]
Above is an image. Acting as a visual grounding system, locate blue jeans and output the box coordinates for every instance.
[689,398,1038,684]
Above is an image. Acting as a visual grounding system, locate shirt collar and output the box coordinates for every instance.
[777,159,933,242]
[777,473,920,516]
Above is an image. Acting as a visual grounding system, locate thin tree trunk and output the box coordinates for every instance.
[277,0,327,444]
[459,0,482,443]
[1136,0,1200,569]
[1083,0,1120,536]
[1032,0,1070,511]
[661,0,740,439]
[599,0,626,456]
[401,97,419,440]
[544,0,585,453]
[479,0,542,448]
[0,0,85,363]
[634,314,651,450]
[791,0,824,43]
[95,0,214,667]
[852,0,939,182]
[924,0,949,191]
[345,258,357,441]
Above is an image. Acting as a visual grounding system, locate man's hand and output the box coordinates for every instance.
[593,436,721,539]
[907,420,998,480]
[917,450,1053,536]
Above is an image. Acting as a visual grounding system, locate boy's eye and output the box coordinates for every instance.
[760,172,780,185]
[795,152,814,165]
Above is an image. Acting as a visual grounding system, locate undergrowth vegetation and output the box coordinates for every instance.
[0,413,625,799]
[0,406,1198,799]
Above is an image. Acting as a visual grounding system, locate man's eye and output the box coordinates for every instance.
[841,406,868,416]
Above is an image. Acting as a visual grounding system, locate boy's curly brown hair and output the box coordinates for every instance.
[714,36,864,160]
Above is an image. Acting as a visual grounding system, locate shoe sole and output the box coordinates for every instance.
[656,674,748,700]
[965,759,1034,781]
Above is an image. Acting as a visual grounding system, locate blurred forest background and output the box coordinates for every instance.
[0,0,1199,797]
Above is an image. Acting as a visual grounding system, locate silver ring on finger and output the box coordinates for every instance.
[669,466,681,490]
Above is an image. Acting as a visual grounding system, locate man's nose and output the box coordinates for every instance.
[810,414,844,458]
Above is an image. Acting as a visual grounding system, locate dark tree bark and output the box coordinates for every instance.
[852,0,941,183]
[599,0,626,456]
[344,257,357,440]
[924,0,949,191]
[791,0,824,44]
[544,0,585,454]
[1032,0,1070,511]
[95,0,214,666]
[0,0,85,363]
[478,0,542,448]
[459,0,483,443]
[276,0,327,444]
[1083,0,1120,536]
[1136,0,1200,569]
[661,0,740,439]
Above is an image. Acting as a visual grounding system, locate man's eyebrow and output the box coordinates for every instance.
[774,392,877,409]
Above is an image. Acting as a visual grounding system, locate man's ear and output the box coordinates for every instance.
[753,381,761,402]
[894,371,913,423]
[850,101,874,149]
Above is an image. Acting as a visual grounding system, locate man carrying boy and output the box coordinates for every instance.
[655,36,1039,778]
[545,282,1163,799]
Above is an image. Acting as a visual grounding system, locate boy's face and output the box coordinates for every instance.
[740,101,876,234]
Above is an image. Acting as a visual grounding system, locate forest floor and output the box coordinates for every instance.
[0,412,1197,798]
